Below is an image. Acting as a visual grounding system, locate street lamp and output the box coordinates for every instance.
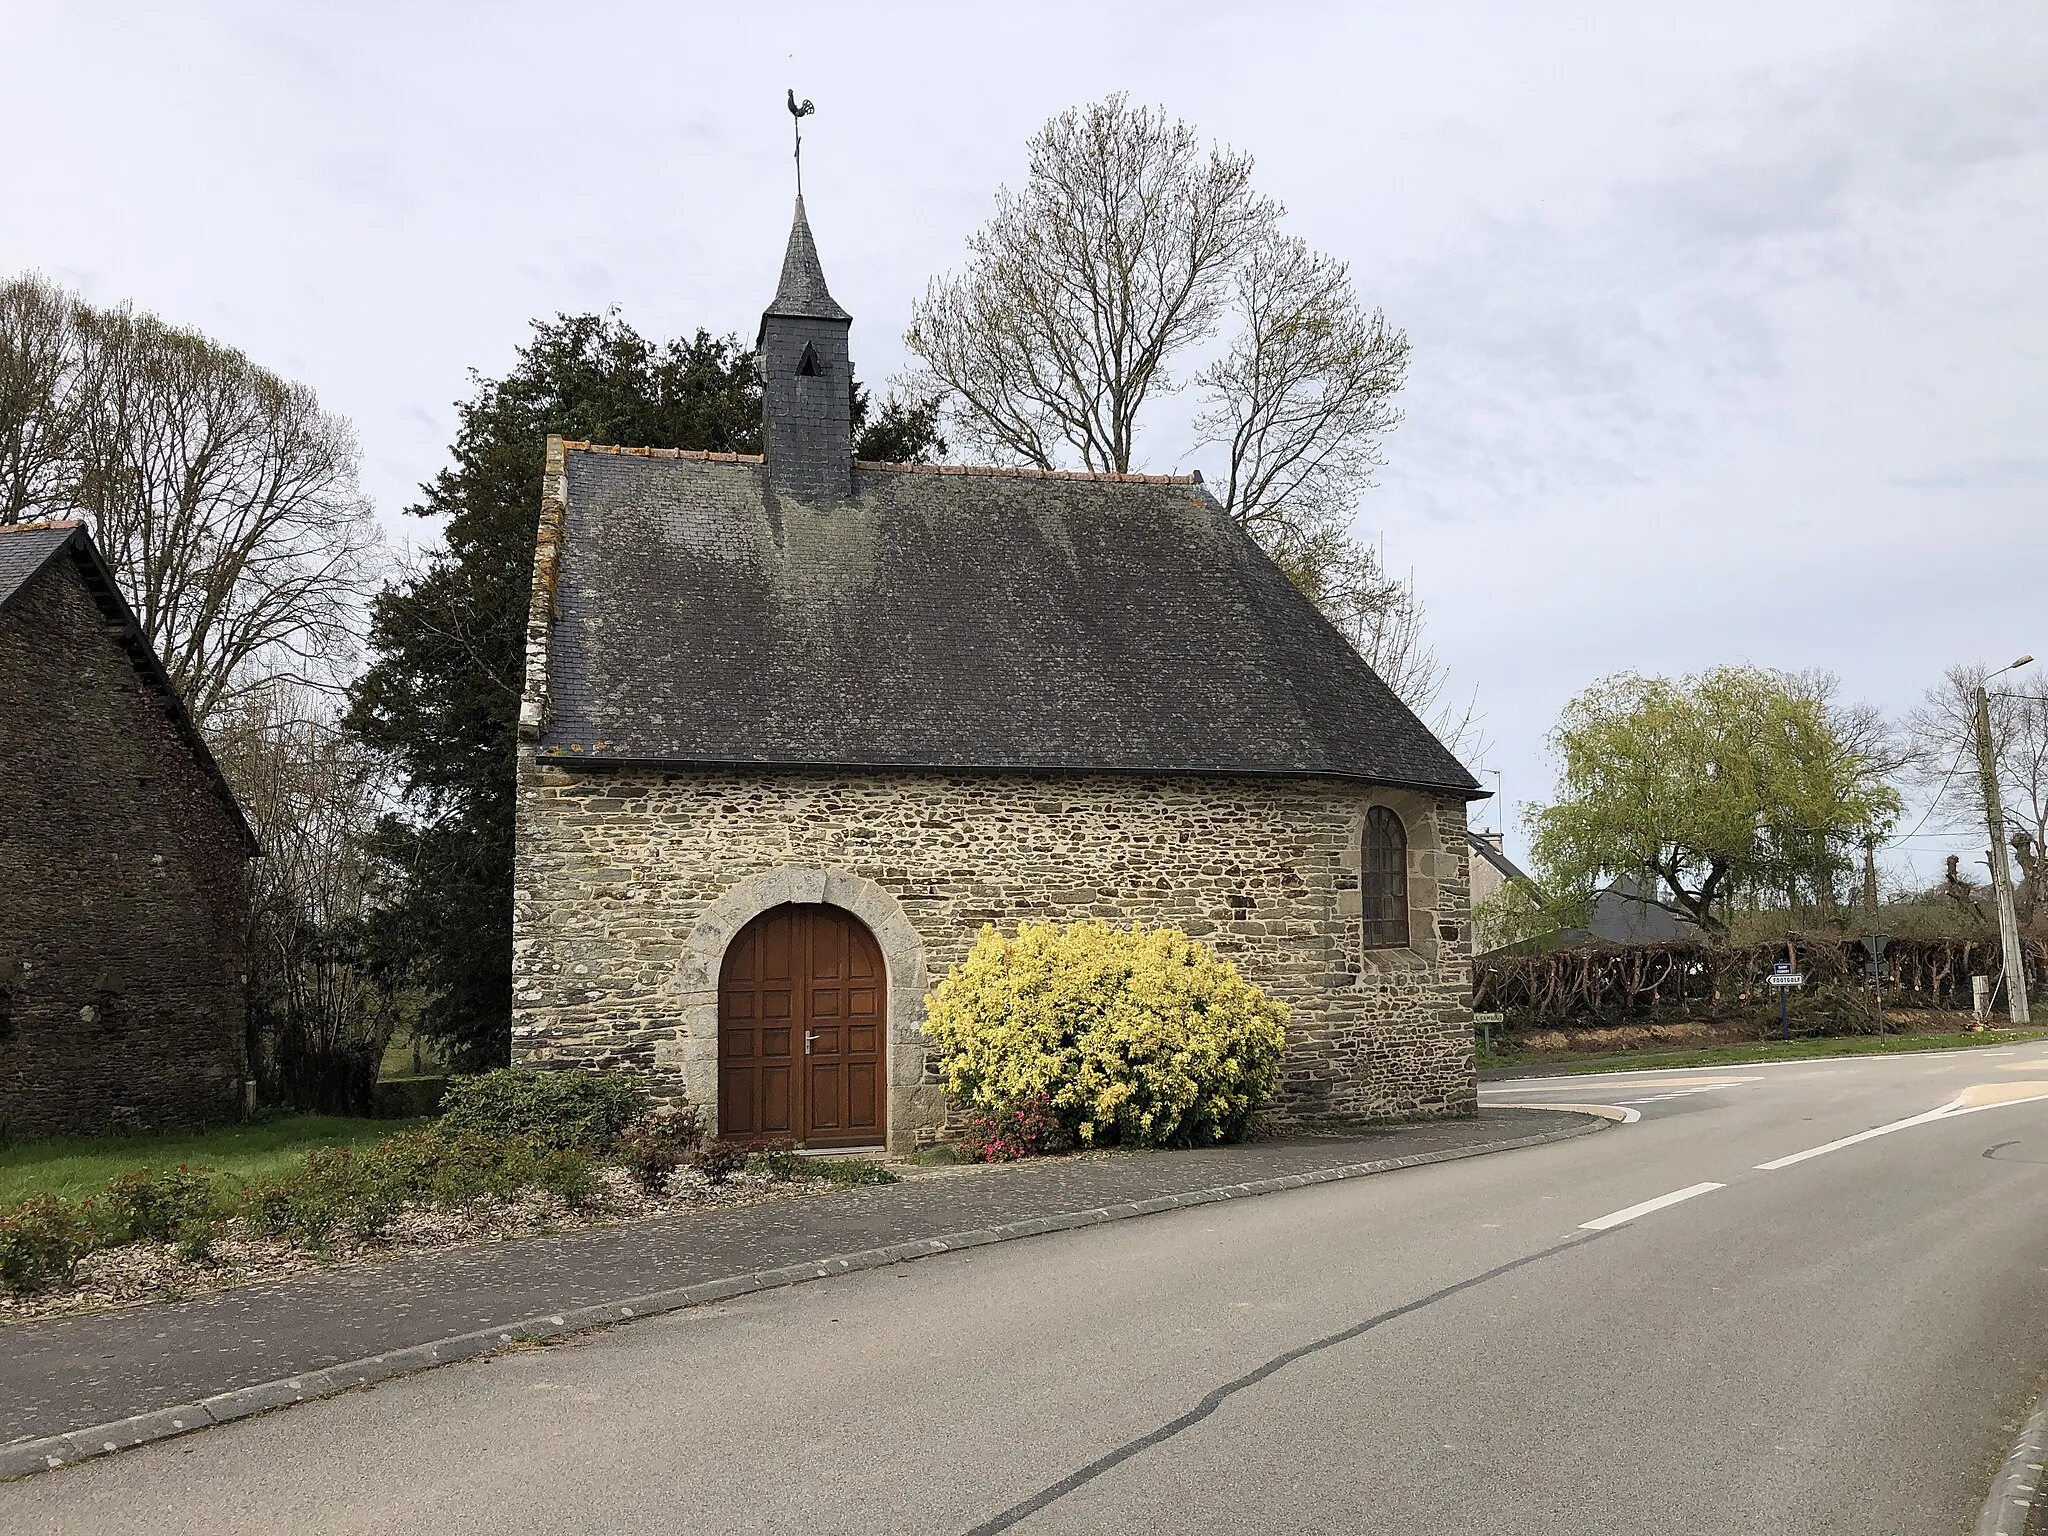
[1977,655,2034,1025]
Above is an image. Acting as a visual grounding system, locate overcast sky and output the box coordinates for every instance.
[7,1,2043,884]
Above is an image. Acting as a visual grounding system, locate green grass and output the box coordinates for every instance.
[1477,1027,2048,1077]
[0,1115,419,1207]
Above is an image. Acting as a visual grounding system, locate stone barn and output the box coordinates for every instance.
[511,199,1484,1151]
[0,520,256,1138]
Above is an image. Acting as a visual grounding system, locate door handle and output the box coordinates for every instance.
[805,1031,818,1055]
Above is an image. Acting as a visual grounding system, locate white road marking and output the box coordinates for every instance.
[1504,1102,1642,1123]
[1486,1042,2048,1091]
[1754,1106,1954,1169]
[1610,1086,1738,1106]
[1755,1088,2048,1170]
[1579,1181,1726,1231]
[1484,1075,1756,1094]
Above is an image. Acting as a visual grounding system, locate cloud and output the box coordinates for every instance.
[1891,457,2048,492]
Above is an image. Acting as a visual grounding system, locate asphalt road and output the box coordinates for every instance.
[9,1044,2048,1535]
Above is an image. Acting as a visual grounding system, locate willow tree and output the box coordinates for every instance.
[1529,667,1904,937]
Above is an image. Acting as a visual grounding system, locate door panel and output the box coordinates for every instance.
[719,903,886,1148]
[718,907,800,1139]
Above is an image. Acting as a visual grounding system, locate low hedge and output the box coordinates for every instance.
[371,1076,448,1120]
[438,1068,649,1151]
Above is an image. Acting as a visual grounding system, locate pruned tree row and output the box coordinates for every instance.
[1474,934,2047,1028]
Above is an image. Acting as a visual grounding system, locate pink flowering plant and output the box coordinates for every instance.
[954,1094,1073,1163]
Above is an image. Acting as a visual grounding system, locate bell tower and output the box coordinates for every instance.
[758,196,853,503]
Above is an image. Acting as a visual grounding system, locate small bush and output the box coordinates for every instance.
[954,1095,1072,1162]
[242,1147,393,1247]
[103,1164,220,1242]
[0,1195,94,1294]
[529,1146,600,1209]
[372,1128,541,1207]
[618,1109,707,1195]
[751,1140,807,1183]
[808,1158,898,1186]
[174,1217,220,1265]
[439,1068,649,1152]
[924,921,1289,1149]
[693,1142,748,1185]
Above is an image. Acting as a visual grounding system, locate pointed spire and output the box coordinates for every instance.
[762,195,850,326]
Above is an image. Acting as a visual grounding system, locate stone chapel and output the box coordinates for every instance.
[511,197,1484,1150]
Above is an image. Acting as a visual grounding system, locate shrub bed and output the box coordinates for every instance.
[0,1074,903,1304]
[925,921,1288,1155]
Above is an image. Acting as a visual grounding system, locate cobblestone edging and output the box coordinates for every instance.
[0,1113,1605,1483]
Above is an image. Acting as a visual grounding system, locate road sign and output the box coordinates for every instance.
[1767,972,1805,988]
[1773,960,1793,975]
[1472,1012,1505,1025]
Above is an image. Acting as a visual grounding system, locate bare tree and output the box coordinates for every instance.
[1908,663,2048,921]
[906,97,1460,734]
[0,276,380,724]
[212,679,402,1112]
[1195,232,1409,553]
[1276,524,1479,747]
[0,275,80,523]
[906,95,1272,472]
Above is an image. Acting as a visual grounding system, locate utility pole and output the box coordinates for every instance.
[1976,656,2034,1025]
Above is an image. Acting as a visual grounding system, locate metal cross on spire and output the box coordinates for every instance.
[787,89,815,196]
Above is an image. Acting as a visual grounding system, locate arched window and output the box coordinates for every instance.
[1362,806,1410,948]
[796,340,821,377]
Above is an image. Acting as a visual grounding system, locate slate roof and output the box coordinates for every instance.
[0,521,79,609]
[0,520,258,854]
[1468,831,1533,886]
[759,196,849,331]
[529,445,1482,796]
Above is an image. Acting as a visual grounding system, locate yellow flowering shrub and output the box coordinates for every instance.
[923,921,1289,1149]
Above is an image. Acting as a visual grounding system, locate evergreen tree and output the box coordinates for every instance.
[346,315,761,1067]
[347,312,943,1068]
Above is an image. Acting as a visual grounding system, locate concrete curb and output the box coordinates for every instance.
[0,1113,1606,1483]
[1492,1101,1637,1124]
[1978,1388,2048,1536]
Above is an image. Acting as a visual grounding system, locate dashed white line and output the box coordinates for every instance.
[1579,1181,1726,1231]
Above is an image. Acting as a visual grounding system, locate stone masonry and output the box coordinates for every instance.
[513,763,1476,1150]
[0,535,251,1138]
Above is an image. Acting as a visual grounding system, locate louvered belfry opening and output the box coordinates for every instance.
[758,195,853,502]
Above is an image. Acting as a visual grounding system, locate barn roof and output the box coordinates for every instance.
[0,520,258,854]
[523,442,1482,796]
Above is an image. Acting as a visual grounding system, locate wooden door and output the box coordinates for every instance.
[718,904,884,1147]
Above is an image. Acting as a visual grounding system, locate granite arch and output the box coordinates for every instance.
[666,867,936,1150]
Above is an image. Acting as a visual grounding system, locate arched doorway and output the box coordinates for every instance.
[718,903,886,1148]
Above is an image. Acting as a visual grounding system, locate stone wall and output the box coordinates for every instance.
[0,556,249,1138]
[514,762,1476,1148]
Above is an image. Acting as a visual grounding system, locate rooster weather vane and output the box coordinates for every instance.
[787,90,815,195]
